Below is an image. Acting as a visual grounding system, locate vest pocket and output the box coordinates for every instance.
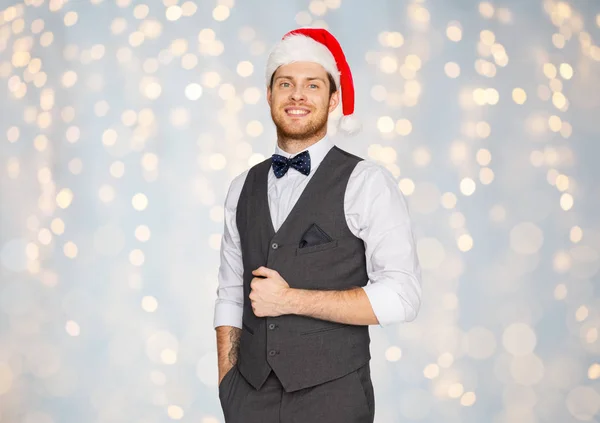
[295,240,338,256]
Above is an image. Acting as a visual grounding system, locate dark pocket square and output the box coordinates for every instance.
[299,223,333,248]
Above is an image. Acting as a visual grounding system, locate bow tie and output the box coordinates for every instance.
[271,151,311,178]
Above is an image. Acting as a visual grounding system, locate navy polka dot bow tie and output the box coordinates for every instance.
[271,151,311,178]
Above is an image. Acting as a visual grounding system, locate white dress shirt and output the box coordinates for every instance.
[213,135,422,328]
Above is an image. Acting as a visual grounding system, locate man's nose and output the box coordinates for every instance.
[290,87,306,101]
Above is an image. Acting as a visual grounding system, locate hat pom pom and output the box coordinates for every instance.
[339,114,361,135]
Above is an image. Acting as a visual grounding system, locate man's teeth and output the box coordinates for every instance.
[287,110,308,115]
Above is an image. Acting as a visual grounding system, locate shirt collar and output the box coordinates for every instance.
[273,135,334,171]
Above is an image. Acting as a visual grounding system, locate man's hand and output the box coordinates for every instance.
[249,266,292,317]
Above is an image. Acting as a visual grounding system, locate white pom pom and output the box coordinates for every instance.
[338,114,362,135]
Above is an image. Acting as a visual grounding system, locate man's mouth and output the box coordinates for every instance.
[284,107,310,117]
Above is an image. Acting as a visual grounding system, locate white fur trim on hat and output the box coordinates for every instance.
[265,34,340,88]
[339,114,361,135]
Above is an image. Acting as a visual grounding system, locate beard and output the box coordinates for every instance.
[271,106,329,141]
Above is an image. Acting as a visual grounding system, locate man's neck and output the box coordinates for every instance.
[276,132,327,155]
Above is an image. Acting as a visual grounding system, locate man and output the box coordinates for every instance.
[214,28,422,422]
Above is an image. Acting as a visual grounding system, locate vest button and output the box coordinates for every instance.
[268,323,276,330]
[271,242,278,249]
[268,349,278,356]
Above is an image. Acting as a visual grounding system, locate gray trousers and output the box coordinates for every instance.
[219,362,375,423]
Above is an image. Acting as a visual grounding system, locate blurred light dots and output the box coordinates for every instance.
[457,234,473,252]
[38,228,52,245]
[560,193,574,210]
[460,178,476,196]
[441,192,457,209]
[570,226,583,243]
[503,323,537,355]
[129,249,145,266]
[479,2,494,18]
[63,241,78,258]
[209,154,227,170]
[448,383,464,398]
[379,55,397,73]
[142,296,158,312]
[65,320,80,336]
[51,218,65,235]
[385,346,402,361]
[56,188,73,208]
[142,153,158,171]
[378,31,404,48]
[589,364,600,380]
[246,120,263,138]
[446,21,463,42]
[479,167,494,185]
[559,63,573,79]
[64,11,77,26]
[396,118,412,135]
[135,225,151,242]
[61,70,77,87]
[512,88,527,104]
[423,364,440,379]
[438,352,454,368]
[132,193,149,211]
[543,63,557,79]
[575,305,588,322]
[161,349,178,365]
[377,116,395,133]
[213,5,230,21]
[444,62,460,78]
[98,185,115,203]
[133,4,149,19]
[460,392,476,406]
[166,5,182,21]
[167,405,184,420]
[237,60,253,77]
[243,87,261,104]
[110,161,125,178]
[397,179,414,196]
[413,148,431,167]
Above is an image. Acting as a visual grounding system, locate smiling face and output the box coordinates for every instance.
[267,61,339,144]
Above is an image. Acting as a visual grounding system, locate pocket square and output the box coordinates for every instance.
[299,223,333,248]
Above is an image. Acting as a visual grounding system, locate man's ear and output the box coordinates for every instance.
[328,90,340,114]
[267,86,272,107]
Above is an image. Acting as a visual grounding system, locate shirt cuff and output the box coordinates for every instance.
[213,301,243,329]
[362,282,406,327]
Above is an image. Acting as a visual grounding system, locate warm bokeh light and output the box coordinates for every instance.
[0,1,598,423]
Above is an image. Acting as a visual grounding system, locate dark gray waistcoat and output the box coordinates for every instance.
[236,146,371,393]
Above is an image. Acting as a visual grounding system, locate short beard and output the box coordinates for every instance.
[271,109,328,142]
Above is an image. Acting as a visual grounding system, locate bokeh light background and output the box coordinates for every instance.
[1,0,600,422]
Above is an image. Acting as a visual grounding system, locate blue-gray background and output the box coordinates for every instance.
[1,0,599,422]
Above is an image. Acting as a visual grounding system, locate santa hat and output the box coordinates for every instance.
[265,28,361,135]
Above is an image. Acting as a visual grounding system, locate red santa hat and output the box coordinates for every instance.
[265,28,361,135]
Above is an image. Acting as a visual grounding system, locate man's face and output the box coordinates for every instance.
[267,61,339,141]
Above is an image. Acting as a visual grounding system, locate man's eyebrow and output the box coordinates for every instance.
[274,76,327,83]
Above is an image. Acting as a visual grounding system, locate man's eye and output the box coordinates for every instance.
[309,84,318,89]
[280,82,290,87]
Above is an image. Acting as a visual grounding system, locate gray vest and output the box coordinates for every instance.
[236,146,371,393]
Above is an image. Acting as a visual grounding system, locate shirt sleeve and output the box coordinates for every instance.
[345,161,422,327]
[213,171,248,329]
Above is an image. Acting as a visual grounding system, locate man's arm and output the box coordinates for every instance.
[251,268,378,325]
[285,286,378,325]
[214,171,248,384]
[216,326,241,384]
